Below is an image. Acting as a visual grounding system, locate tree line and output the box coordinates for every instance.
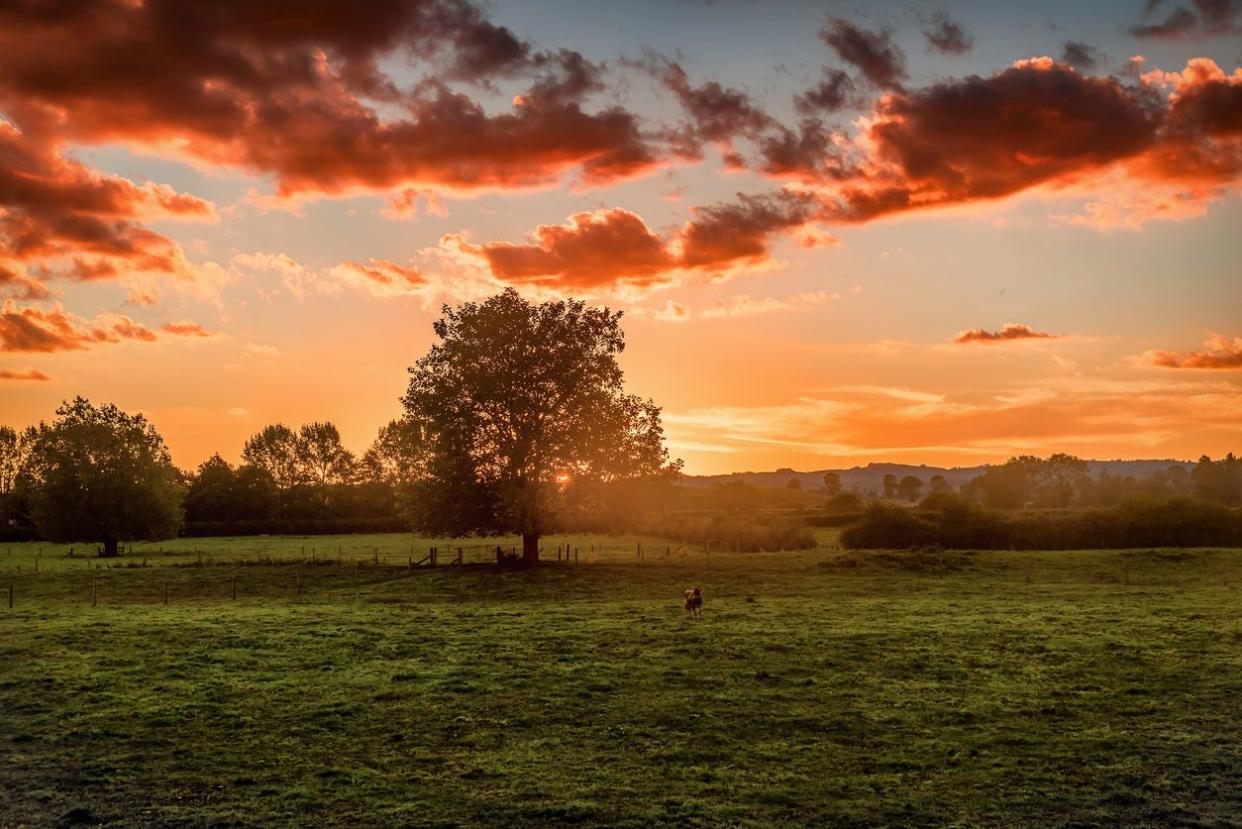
[814,454,1242,511]
[0,290,678,564]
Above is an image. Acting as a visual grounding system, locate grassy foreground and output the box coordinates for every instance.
[2,534,1240,827]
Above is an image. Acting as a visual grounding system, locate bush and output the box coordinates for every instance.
[840,504,935,549]
[841,497,1242,550]
[647,514,816,551]
[824,492,866,514]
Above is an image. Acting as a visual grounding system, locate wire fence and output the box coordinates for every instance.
[0,537,741,609]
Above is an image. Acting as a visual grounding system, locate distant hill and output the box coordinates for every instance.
[681,459,1195,494]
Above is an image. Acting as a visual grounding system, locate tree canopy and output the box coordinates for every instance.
[402,289,677,564]
[19,397,183,555]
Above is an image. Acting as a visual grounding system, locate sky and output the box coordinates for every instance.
[0,0,1239,475]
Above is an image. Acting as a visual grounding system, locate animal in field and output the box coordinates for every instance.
[683,586,703,619]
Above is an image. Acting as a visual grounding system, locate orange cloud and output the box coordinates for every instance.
[470,209,675,289]
[643,291,838,323]
[460,194,826,291]
[331,259,427,296]
[0,1,663,197]
[162,321,217,338]
[953,324,1061,345]
[1145,332,1242,368]
[0,368,49,381]
[0,122,212,301]
[0,302,156,352]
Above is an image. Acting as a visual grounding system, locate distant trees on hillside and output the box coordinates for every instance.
[962,454,1089,509]
[882,474,898,498]
[822,471,842,496]
[1192,454,1242,505]
[956,454,1238,510]
[897,475,924,501]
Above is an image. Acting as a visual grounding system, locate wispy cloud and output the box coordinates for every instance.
[1143,332,1242,369]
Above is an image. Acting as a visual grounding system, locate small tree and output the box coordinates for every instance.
[898,475,924,501]
[822,471,842,496]
[403,289,677,565]
[19,397,183,556]
[928,474,951,494]
[882,473,898,498]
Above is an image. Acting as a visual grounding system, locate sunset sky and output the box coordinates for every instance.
[0,0,1239,475]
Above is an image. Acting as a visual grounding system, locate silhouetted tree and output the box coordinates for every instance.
[362,418,428,488]
[898,474,924,501]
[1030,453,1088,508]
[242,424,303,489]
[19,398,182,556]
[1193,454,1242,505]
[822,471,842,496]
[970,457,1035,509]
[0,426,30,529]
[183,455,280,524]
[184,454,239,523]
[0,426,22,494]
[402,289,676,564]
[882,473,898,498]
[928,474,951,494]
[298,422,355,486]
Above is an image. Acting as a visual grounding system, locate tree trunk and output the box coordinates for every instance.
[522,532,540,566]
[102,539,120,558]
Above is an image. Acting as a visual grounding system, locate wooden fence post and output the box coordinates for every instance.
[232,575,237,600]
[92,576,97,607]
[296,570,302,595]
[8,583,13,609]
[163,581,168,605]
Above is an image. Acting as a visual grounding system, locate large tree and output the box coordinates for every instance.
[19,397,183,556]
[402,289,676,565]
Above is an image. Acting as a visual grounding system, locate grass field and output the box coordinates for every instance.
[2,532,1240,827]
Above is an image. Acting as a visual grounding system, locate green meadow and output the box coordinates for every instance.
[2,533,1240,827]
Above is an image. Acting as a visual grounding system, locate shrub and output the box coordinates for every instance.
[840,504,935,549]
[841,497,1242,550]
[825,492,866,514]
[647,514,816,551]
